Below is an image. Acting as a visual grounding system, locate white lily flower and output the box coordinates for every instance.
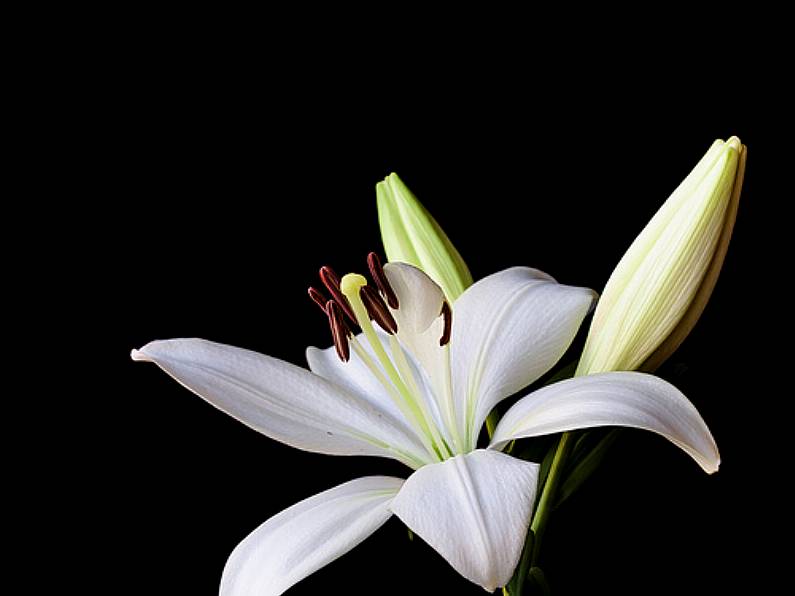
[132,257,719,594]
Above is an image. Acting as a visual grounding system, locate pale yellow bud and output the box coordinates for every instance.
[578,137,746,375]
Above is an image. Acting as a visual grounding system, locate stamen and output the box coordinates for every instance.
[319,266,358,324]
[439,301,452,346]
[361,285,398,334]
[340,272,451,461]
[367,252,399,309]
[325,300,351,362]
[308,287,328,313]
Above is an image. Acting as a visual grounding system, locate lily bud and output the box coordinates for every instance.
[377,172,473,301]
[578,137,746,375]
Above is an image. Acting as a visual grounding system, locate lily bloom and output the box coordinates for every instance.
[132,254,719,594]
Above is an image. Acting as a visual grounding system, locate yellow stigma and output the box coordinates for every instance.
[340,273,368,297]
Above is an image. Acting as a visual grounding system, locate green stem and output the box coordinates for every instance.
[529,432,574,567]
[509,528,535,595]
[508,432,574,595]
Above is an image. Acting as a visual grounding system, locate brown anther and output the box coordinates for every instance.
[326,300,351,362]
[319,266,357,324]
[308,287,328,313]
[367,252,399,309]
[439,301,452,346]
[361,285,398,335]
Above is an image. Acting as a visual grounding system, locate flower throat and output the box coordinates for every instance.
[308,252,454,461]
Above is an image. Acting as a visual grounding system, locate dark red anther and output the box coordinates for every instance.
[308,287,328,313]
[361,285,398,335]
[319,266,357,324]
[326,300,351,362]
[367,252,399,309]
[439,301,452,346]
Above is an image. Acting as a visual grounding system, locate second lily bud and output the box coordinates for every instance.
[377,173,473,302]
[578,136,747,375]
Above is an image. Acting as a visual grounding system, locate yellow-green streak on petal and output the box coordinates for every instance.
[377,173,473,302]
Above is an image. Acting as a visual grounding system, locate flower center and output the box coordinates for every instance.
[308,253,454,462]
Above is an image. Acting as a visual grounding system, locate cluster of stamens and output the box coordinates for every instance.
[308,252,401,362]
[309,252,460,461]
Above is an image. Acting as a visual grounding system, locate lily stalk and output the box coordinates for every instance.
[377,172,473,302]
[578,136,746,375]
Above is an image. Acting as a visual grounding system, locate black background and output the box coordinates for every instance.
[67,35,785,596]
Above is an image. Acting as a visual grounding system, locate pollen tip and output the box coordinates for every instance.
[319,266,358,324]
[361,285,398,335]
[367,251,399,308]
[439,301,452,346]
[319,266,340,288]
[308,287,328,312]
[325,300,352,362]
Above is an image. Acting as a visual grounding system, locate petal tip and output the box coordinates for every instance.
[586,288,599,314]
[130,348,148,362]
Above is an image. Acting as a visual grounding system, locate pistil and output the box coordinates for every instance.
[340,273,451,460]
[309,254,458,460]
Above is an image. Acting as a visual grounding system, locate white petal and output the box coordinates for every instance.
[384,261,447,335]
[221,476,403,596]
[489,372,720,474]
[451,267,596,447]
[306,333,406,423]
[307,331,446,435]
[131,339,430,468]
[383,263,455,442]
[383,262,448,386]
[391,450,539,592]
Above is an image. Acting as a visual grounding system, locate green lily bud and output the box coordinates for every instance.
[578,137,747,375]
[377,173,473,301]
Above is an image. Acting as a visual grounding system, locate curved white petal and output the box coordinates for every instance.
[451,267,597,447]
[221,476,403,596]
[391,450,539,592]
[384,261,447,337]
[131,339,430,468]
[307,331,447,439]
[382,263,455,445]
[383,263,448,388]
[489,372,720,474]
[306,333,406,423]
